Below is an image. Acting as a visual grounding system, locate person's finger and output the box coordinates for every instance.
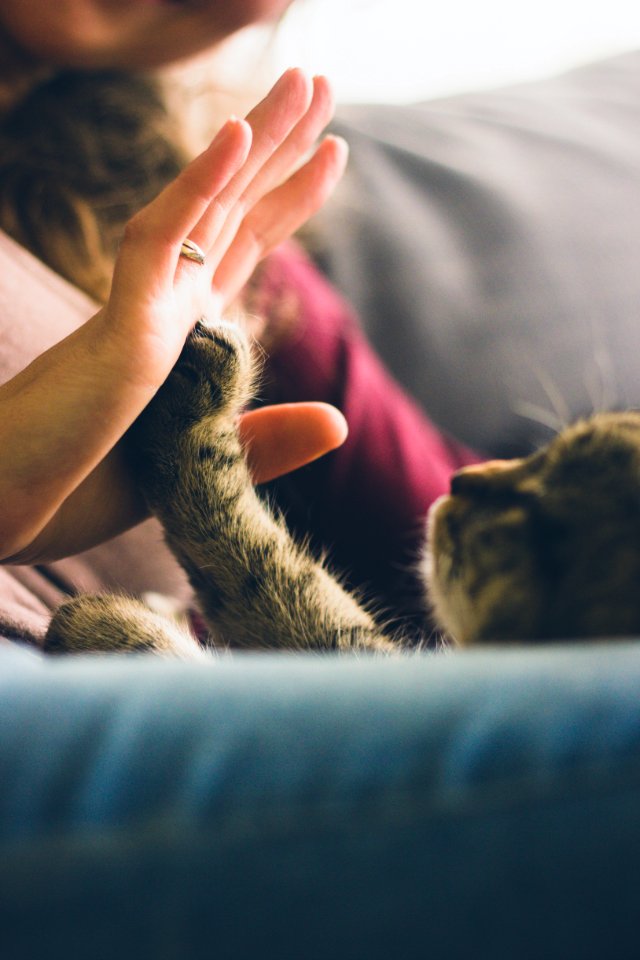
[203,75,334,266]
[189,68,313,258]
[239,402,348,484]
[109,117,252,302]
[214,135,349,306]
[245,75,335,205]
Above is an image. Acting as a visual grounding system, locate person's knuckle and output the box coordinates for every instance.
[122,213,149,246]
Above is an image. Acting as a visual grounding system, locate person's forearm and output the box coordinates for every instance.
[2,443,149,564]
[0,311,161,561]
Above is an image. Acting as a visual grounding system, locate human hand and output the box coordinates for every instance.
[101,68,347,387]
[0,69,348,562]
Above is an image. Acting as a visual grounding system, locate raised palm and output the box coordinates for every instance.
[104,69,347,389]
[0,70,349,563]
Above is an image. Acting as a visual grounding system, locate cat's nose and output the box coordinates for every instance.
[450,460,517,496]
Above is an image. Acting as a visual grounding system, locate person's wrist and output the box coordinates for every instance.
[84,307,175,400]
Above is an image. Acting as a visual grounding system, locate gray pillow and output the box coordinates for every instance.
[312,51,640,455]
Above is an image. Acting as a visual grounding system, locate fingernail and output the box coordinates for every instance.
[210,116,250,152]
[326,134,349,160]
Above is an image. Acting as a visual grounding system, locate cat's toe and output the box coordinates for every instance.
[44,594,208,659]
[128,317,254,510]
[172,319,253,419]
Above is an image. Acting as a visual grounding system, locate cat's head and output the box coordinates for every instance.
[424,412,640,645]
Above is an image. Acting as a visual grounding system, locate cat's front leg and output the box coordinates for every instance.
[44,593,208,659]
[130,321,396,654]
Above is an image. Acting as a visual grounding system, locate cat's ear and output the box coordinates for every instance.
[450,458,530,497]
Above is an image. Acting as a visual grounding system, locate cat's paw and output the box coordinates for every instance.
[44,594,208,660]
[130,319,252,456]
[169,319,253,425]
[129,318,254,513]
[155,319,252,429]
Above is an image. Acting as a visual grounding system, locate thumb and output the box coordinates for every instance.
[239,402,348,484]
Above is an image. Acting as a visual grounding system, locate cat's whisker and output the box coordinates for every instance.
[528,361,572,430]
[249,331,268,363]
[583,343,617,416]
[512,400,567,434]
[585,306,620,414]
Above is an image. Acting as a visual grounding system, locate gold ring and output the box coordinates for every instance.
[179,238,206,265]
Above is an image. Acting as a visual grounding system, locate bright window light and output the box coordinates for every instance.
[273,0,640,102]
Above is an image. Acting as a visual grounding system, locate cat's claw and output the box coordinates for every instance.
[169,318,253,421]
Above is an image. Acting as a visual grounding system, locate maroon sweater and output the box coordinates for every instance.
[257,244,480,633]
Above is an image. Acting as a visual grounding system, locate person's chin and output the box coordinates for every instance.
[209,0,294,32]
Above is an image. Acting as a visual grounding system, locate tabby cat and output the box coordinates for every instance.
[44,317,640,657]
[426,410,640,645]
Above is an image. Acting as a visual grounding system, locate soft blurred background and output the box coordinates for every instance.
[216,0,640,103]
